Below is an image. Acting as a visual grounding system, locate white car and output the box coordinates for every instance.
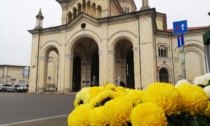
[0,84,10,92]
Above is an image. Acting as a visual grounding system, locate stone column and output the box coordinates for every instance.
[107,50,115,84]
[133,47,141,89]
[98,51,104,85]
[64,54,73,93]
[38,56,48,93]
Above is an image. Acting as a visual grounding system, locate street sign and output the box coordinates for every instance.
[177,34,185,48]
[173,20,188,34]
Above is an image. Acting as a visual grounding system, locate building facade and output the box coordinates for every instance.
[28,0,209,93]
[0,65,29,84]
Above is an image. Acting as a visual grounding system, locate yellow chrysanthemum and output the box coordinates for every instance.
[104,83,116,90]
[74,87,90,107]
[142,82,182,115]
[114,86,125,92]
[125,88,133,94]
[125,90,144,107]
[89,86,102,100]
[204,101,210,117]
[115,90,127,97]
[89,106,106,126]
[177,84,209,115]
[68,104,92,126]
[130,103,167,126]
[103,97,133,125]
[89,90,116,107]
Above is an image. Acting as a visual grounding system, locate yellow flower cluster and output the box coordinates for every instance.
[204,101,210,117]
[68,82,209,126]
[68,104,92,126]
[177,83,208,115]
[130,103,167,126]
[103,97,133,125]
[142,82,182,115]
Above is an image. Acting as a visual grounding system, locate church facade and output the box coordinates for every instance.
[28,0,209,93]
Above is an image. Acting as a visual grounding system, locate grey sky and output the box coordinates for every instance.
[0,0,209,66]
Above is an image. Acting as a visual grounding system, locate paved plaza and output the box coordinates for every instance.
[0,92,76,126]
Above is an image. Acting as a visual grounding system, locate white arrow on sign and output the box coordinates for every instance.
[181,23,185,31]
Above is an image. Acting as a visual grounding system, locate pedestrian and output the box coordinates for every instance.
[120,81,126,87]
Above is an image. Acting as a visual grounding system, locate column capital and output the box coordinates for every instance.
[65,54,74,59]
[98,51,102,55]
[133,47,139,53]
[108,50,115,55]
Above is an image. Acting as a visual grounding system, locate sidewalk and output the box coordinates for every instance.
[7,116,68,126]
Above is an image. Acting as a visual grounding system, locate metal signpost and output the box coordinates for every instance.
[173,20,188,79]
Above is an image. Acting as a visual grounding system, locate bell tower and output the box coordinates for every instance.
[35,9,44,29]
[141,0,150,10]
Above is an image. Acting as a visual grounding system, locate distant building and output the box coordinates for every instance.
[28,0,209,93]
[0,65,29,84]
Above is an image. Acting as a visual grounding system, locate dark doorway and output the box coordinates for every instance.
[91,51,99,86]
[126,50,135,88]
[159,68,169,83]
[72,56,81,91]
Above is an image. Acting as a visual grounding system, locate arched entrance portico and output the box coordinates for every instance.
[114,39,135,88]
[70,37,99,91]
[38,47,59,93]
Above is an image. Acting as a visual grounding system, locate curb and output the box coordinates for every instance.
[26,92,77,95]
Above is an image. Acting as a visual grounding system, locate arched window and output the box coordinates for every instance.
[158,45,168,57]
[68,12,72,22]
[92,3,96,17]
[78,3,82,14]
[73,7,77,18]
[97,5,102,18]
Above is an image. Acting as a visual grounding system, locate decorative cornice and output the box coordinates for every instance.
[28,9,157,35]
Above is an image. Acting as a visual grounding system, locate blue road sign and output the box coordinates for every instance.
[177,34,185,48]
[173,20,188,34]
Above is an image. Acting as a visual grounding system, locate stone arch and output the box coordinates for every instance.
[184,48,204,81]
[66,30,101,53]
[65,33,100,91]
[41,40,61,56]
[109,31,136,50]
[174,41,204,51]
[38,43,60,92]
[111,37,135,88]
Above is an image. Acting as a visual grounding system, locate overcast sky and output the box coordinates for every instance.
[0,0,209,66]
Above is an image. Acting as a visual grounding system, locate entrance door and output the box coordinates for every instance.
[72,56,81,91]
[126,51,135,88]
[159,68,169,83]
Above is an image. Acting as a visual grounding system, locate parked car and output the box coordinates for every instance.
[6,84,15,92]
[0,84,10,92]
[17,84,29,92]
[13,84,20,92]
